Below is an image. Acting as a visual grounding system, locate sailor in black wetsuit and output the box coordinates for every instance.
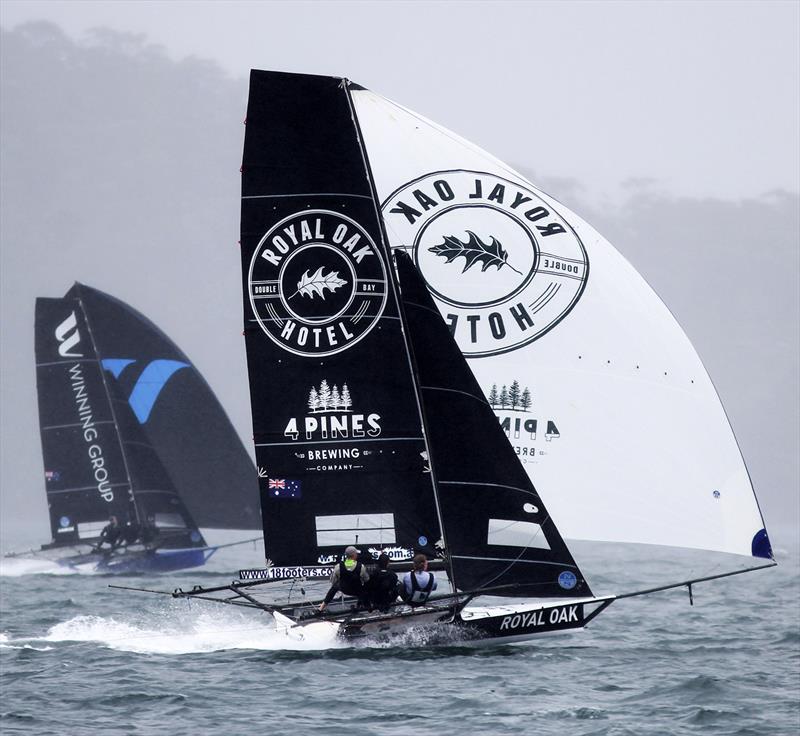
[94,515,123,553]
[319,545,370,612]
[366,552,400,612]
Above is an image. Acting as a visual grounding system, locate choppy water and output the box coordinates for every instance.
[1,539,798,735]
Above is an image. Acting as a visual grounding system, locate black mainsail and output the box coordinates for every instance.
[241,71,443,570]
[239,70,586,598]
[35,295,204,553]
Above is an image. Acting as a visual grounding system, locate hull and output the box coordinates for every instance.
[6,544,214,574]
[292,596,614,645]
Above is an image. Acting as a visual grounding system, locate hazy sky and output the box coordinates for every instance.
[2,0,798,203]
[1,2,798,550]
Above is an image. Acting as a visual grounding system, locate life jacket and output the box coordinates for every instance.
[338,560,365,596]
[407,570,435,605]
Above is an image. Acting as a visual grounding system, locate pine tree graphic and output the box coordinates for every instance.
[499,385,509,409]
[509,380,521,410]
[487,383,498,408]
[341,384,352,411]
[331,385,341,410]
[308,386,320,413]
[318,379,331,411]
[521,387,532,411]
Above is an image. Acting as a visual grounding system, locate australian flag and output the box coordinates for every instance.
[45,470,60,482]
[268,478,301,499]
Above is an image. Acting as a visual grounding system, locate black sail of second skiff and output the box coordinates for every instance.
[35,295,205,550]
[65,283,260,530]
[240,70,445,570]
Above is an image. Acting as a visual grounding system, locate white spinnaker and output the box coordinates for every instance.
[351,89,768,559]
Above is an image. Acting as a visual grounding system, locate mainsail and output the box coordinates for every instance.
[241,71,442,569]
[348,87,772,561]
[35,295,204,549]
[239,70,589,599]
[65,283,260,530]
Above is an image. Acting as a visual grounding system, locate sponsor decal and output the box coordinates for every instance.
[239,566,332,581]
[367,546,414,561]
[283,379,381,472]
[55,311,83,358]
[45,470,61,482]
[418,535,428,546]
[102,359,189,423]
[248,210,388,357]
[498,604,581,632]
[67,363,114,502]
[383,170,588,357]
[487,379,560,464]
[558,571,578,590]
[59,516,71,528]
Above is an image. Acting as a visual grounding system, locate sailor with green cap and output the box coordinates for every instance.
[319,545,370,612]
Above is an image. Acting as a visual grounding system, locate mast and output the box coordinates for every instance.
[342,80,455,590]
[73,286,139,524]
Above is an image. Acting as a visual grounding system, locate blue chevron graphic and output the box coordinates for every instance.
[101,358,190,423]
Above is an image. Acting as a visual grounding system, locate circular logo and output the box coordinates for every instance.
[382,170,588,357]
[418,536,428,547]
[59,516,71,528]
[248,210,388,357]
[558,571,577,590]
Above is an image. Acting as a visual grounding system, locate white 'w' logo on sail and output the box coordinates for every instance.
[55,311,83,357]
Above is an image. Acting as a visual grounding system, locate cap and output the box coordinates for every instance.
[344,545,360,556]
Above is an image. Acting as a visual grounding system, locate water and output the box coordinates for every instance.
[1,541,798,735]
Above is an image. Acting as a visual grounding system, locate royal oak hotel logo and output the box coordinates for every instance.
[248,210,388,357]
[382,170,588,357]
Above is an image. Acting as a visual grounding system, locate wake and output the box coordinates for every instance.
[0,604,344,654]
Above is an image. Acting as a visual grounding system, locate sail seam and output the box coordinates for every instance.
[36,358,100,368]
[452,555,578,569]
[439,480,538,497]
[42,420,115,431]
[46,482,130,495]
[419,385,489,405]
[242,192,374,200]
[255,436,424,448]
[403,300,444,320]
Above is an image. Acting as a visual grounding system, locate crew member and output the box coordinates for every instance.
[366,552,400,612]
[402,553,437,605]
[319,545,370,612]
[94,515,123,553]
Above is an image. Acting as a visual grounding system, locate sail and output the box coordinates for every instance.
[396,251,591,597]
[349,88,772,560]
[240,71,442,567]
[65,283,260,530]
[35,296,204,548]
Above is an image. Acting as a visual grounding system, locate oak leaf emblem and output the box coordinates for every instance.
[292,267,347,300]
[429,231,522,275]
